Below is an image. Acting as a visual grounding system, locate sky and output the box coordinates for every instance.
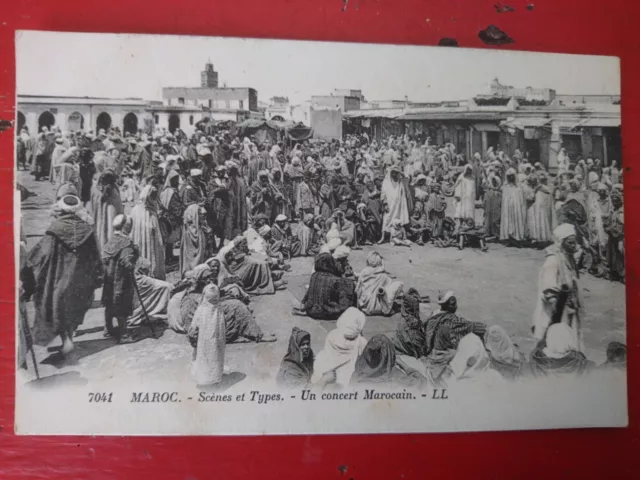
[16,31,620,105]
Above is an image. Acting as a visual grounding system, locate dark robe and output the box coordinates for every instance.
[363,190,383,224]
[319,183,334,219]
[180,181,205,207]
[102,233,138,318]
[526,340,594,378]
[138,148,153,180]
[393,290,427,358]
[250,181,283,224]
[606,205,625,281]
[351,334,427,388]
[79,160,96,204]
[402,177,415,216]
[27,213,102,345]
[276,327,315,388]
[483,186,502,237]
[557,196,589,246]
[302,253,356,320]
[205,179,232,241]
[159,186,185,245]
[424,311,486,355]
[272,223,303,258]
[228,175,248,238]
[226,249,275,295]
[426,192,447,239]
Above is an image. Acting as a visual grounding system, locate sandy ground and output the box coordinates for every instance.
[17,171,626,388]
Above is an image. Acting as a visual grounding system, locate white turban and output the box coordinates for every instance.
[258,225,271,236]
[554,223,576,242]
[332,245,351,259]
[438,290,455,304]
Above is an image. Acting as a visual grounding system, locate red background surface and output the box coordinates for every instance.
[0,0,639,478]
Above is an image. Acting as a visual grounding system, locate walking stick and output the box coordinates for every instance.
[132,274,157,339]
[21,309,40,379]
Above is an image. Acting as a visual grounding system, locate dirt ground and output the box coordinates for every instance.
[17,171,626,388]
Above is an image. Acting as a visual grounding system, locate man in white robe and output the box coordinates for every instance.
[379,166,409,242]
[532,223,584,351]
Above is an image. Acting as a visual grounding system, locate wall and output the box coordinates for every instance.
[17,102,150,134]
[311,96,344,111]
[290,103,311,126]
[344,96,361,111]
[310,108,342,139]
[163,87,257,110]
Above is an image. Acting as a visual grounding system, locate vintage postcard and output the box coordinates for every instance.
[14,31,626,435]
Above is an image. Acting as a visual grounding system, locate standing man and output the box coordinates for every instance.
[532,223,584,350]
[606,186,625,282]
[227,161,248,238]
[27,194,103,357]
[102,214,139,343]
[159,170,185,263]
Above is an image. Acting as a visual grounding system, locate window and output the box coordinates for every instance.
[178,97,185,105]
[239,100,244,110]
[154,114,159,124]
[189,115,194,126]
[225,100,231,109]
[208,99,213,109]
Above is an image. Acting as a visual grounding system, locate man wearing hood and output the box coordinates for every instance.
[27,195,103,357]
[102,214,139,343]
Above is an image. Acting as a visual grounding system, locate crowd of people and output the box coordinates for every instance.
[16,123,626,390]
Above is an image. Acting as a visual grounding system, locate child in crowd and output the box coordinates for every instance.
[389,219,412,247]
[121,170,138,203]
[407,203,431,246]
[457,217,488,251]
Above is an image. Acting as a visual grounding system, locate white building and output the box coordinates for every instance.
[16,95,151,135]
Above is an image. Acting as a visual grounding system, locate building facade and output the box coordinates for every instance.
[17,62,262,136]
[16,95,152,135]
[311,88,362,112]
[344,96,621,171]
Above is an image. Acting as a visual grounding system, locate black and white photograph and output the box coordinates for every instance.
[14,30,626,435]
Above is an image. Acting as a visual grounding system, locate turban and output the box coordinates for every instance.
[332,245,351,259]
[275,214,287,222]
[554,223,576,242]
[56,183,79,200]
[437,290,455,305]
[57,195,82,213]
[258,225,271,236]
[366,251,383,268]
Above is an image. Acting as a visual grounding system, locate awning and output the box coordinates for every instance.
[472,122,502,132]
[501,118,551,130]
[343,109,403,119]
[397,112,506,121]
[571,118,620,129]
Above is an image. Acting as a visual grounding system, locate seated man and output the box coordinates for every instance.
[224,236,286,294]
[258,225,291,272]
[389,219,412,247]
[356,202,379,245]
[456,217,488,251]
[128,257,172,337]
[292,253,356,320]
[423,291,487,385]
[177,264,276,343]
[329,209,356,248]
[297,213,323,257]
[407,204,431,246]
[271,214,303,258]
[333,245,356,279]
